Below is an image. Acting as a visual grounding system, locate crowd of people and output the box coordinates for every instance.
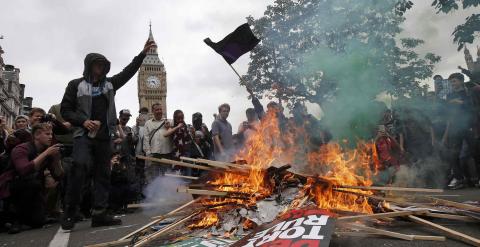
[0,40,479,235]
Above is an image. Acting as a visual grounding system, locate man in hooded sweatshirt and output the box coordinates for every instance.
[60,41,155,230]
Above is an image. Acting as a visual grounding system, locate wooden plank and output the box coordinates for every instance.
[136,155,213,171]
[412,235,447,241]
[333,188,452,213]
[425,212,478,222]
[119,198,201,241]
[196,158,250,170]
[427,196,480,213]
[337,185,443,193]
[345,223,415,241]
[334,231,445,241]
[133,212,197,247]
[164,173,199,180]
[179,156,200,163]
[85,239,131,247]
[177,186,228,196]
[337,210,428,222]
[127,202,163,209]
[407,215,480,246]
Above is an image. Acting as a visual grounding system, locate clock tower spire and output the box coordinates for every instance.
[137,22,167,118]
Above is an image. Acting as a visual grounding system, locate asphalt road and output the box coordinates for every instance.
[0,188,478,247]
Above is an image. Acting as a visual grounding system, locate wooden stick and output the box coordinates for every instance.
[425,212,478,222]
[85,239,131,247]
[133,212,197,247]
[119,198,201,241]
[427,196,480,213]
[197,158,249,170]
[337,185,443,193]
[337,210,428,222]
[164,173,199,180]
[136,155,213,171]
[334,188,454,213]
[334,231,446,241]
[177,186,228,196]
[406,215,480,246]
[179,156,200,163]
[127,202,164,209]
[346,223,415,241]
[182,156,250,170]
[343,223,446,241]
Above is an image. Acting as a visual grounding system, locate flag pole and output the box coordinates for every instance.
[228,63,245,83]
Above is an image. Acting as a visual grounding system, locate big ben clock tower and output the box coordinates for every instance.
[138,23,167,118]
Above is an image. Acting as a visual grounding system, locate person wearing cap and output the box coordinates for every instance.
[116,109,135,158]
[60,40,156,230]
[14,115,29,130]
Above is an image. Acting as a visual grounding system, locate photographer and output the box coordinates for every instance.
[9,123,63,231]
[29,107,70,136]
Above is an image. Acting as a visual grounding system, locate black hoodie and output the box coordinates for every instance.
[61,52,146,139]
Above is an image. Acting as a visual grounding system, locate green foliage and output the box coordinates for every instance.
[244,0,438,103]
[453,14,480,50]
[244,0,440,140]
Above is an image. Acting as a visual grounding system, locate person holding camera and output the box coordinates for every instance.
[60,41,156,230]
[28,107,70,136]
[9,123,63,232]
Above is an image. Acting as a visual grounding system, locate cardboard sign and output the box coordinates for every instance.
[232,209,336,247]
[166,237,236,247]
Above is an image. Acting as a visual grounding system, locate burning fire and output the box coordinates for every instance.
[188,211,219,229]
[204,110,377,215]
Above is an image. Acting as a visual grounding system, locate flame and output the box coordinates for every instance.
[204,110,377,217]
[243,218,257,230]
[188,211,219,229]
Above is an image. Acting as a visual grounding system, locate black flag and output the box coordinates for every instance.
[204,23,260,64]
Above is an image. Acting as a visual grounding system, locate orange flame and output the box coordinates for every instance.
[188,211,219,229]
[206,110,376,214]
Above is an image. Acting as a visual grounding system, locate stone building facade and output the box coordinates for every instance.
[0,46,33,129]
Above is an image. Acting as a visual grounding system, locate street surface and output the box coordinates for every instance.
[0,188,478,247]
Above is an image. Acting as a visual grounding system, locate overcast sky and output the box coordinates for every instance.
[0,0,478,128]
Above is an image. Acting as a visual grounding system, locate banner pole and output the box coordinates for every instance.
[228,63,247,85]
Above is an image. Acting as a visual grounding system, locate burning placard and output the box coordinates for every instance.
[232,209,336,247]
[166,237,237,247]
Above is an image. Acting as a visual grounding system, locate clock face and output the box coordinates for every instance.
[146,76,160,89]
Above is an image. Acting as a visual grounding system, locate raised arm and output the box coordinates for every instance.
[246,86,265,119]
[109,41,156,91]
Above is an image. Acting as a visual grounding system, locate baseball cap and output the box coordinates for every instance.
[119,109,132,116]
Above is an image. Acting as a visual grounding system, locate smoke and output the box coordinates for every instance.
[247,0,454,186]
[392,156,449,188]
[142,176,192,215]
[300,41,389,141]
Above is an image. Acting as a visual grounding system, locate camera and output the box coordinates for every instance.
[41,114,55,123]
[57,144,73,157]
